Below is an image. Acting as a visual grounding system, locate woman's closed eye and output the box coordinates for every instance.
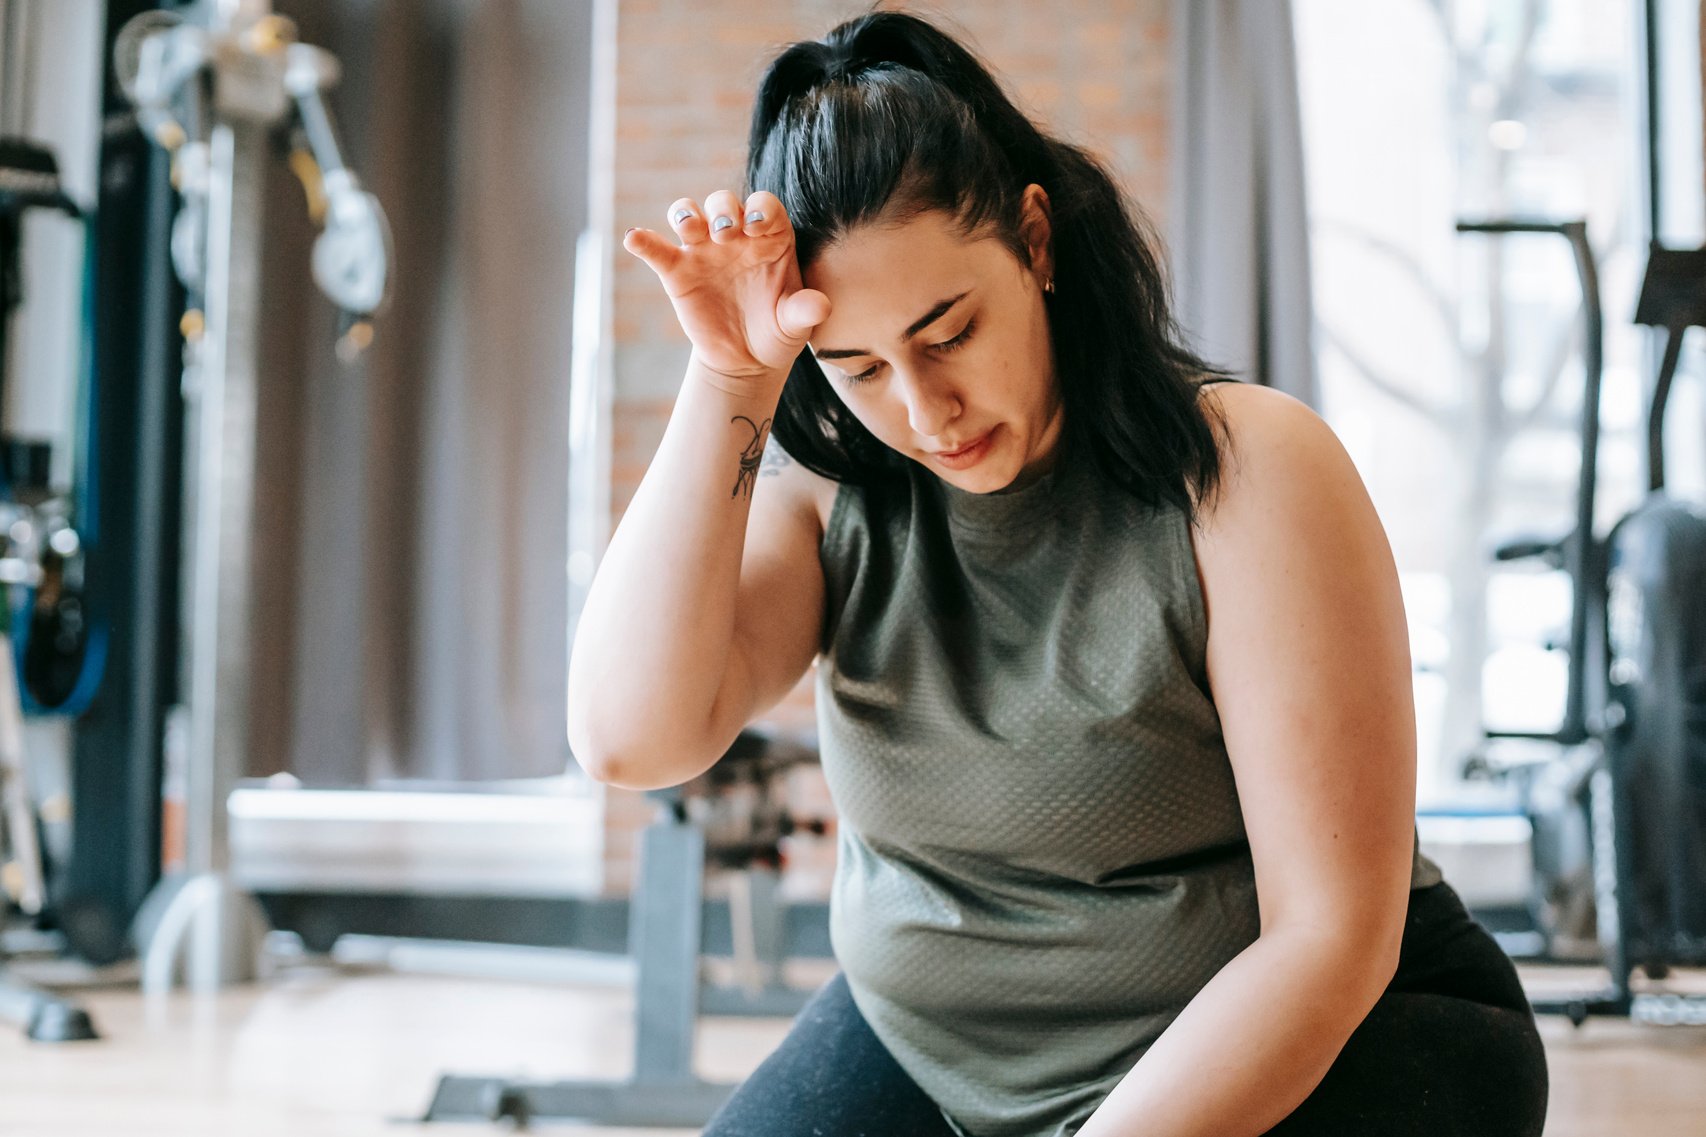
[934,317,978,354]
[844,318,980,384]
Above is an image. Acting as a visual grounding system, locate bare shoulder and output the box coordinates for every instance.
[1188,379,1396,650]
[1190,379,1356,540]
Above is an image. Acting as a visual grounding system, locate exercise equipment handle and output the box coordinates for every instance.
[1457,217,1604,746]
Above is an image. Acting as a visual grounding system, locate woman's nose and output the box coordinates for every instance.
[895,368,961,438]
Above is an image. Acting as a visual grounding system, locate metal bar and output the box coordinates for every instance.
[630,815,704,1082]
[160,111,270,992]
[252,890,834,959]
[424,1075,735,1128]
[59,0,182,968]
[289,76,346,176]
[184,118,263,882]
[1646,324,1684,491]
[1561,221,1604,745]
[1589,765,1634,1013]
[564,0,618,702]
[0,0,35,139]
[1454,219,1571,235]
[1529,992,1630,1025]
[1454,218,1604,745]
[421,806,750,1127]
[1640,0,1660,239]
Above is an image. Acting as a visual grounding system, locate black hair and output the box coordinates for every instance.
[745,10,1234,527]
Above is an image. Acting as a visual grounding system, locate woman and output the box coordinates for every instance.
[567,11,1549,1137]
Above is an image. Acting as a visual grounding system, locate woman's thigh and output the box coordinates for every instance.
[1265,883,1549,1136]
[701,971,959,1137]
[1262,989,1549,1136]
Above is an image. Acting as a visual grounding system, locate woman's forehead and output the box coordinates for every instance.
[803,215,1010,343]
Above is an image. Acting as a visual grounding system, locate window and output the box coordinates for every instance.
[1294,0,1700,806]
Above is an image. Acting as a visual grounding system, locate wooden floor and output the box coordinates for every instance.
[2,959,1704,1136]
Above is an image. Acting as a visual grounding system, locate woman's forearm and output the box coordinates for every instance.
[566,357,783,786]
[1075,927,1397,1137]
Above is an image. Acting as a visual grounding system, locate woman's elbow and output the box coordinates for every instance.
[1349,919,1405,1007]
[567,737,627,786]
[566,715,651,788]
[566,712,717,791]
[570,739,669,790]
[1268,918,1403,1015]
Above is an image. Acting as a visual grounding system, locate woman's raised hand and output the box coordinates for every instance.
[623,190,831,394]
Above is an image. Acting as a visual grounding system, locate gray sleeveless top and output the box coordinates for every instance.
[814,436,1444,1137]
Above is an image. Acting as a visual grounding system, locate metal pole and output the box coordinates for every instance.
[144,113,271,993]
[0,0,36,139]
[138,5,279,991]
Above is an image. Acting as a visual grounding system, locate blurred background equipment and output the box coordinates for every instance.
[113,0,391,993]
[16,0,607,1010]
[0,432,99,1041]
[0,499,99,1043]
[0,23,102,1043]
[422,727,831,1130]
[1456,218,1706,1026]
[1601,243,1706,1017]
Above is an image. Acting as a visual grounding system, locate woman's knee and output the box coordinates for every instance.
[701,973,958,1137]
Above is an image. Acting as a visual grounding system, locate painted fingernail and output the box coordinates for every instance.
[672,208,692,224]
[710,215,734,233]
[745,210,765,225]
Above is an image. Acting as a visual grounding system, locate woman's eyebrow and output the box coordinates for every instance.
[812,290,972,360]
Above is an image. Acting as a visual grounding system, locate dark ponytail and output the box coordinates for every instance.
[747,11,1232,526]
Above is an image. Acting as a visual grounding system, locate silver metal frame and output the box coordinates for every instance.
[124,0,389,992]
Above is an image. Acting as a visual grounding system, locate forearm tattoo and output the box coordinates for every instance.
[731,415,772,499]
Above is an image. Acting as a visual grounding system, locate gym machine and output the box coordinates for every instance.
[422,727,831,1129]
[113,0,389,992]
[0,131,99,1042]
[1458,218,1706,1026]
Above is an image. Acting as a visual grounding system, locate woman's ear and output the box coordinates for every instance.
[1019,183,1054,282]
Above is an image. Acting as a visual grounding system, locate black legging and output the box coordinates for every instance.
[701,881,1548,1136]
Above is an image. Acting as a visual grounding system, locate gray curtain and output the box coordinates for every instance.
[248,0,591,784]
[1168,0,1318,407]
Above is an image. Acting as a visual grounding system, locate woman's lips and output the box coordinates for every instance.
[932,428,995,468]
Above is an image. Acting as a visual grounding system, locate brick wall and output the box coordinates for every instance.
[597,0,1175,896]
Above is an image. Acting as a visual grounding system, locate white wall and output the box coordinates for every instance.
[2,0,105,490]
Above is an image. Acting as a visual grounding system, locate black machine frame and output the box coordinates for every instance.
[1456,216,1706,1027]
[54,0,186,972]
